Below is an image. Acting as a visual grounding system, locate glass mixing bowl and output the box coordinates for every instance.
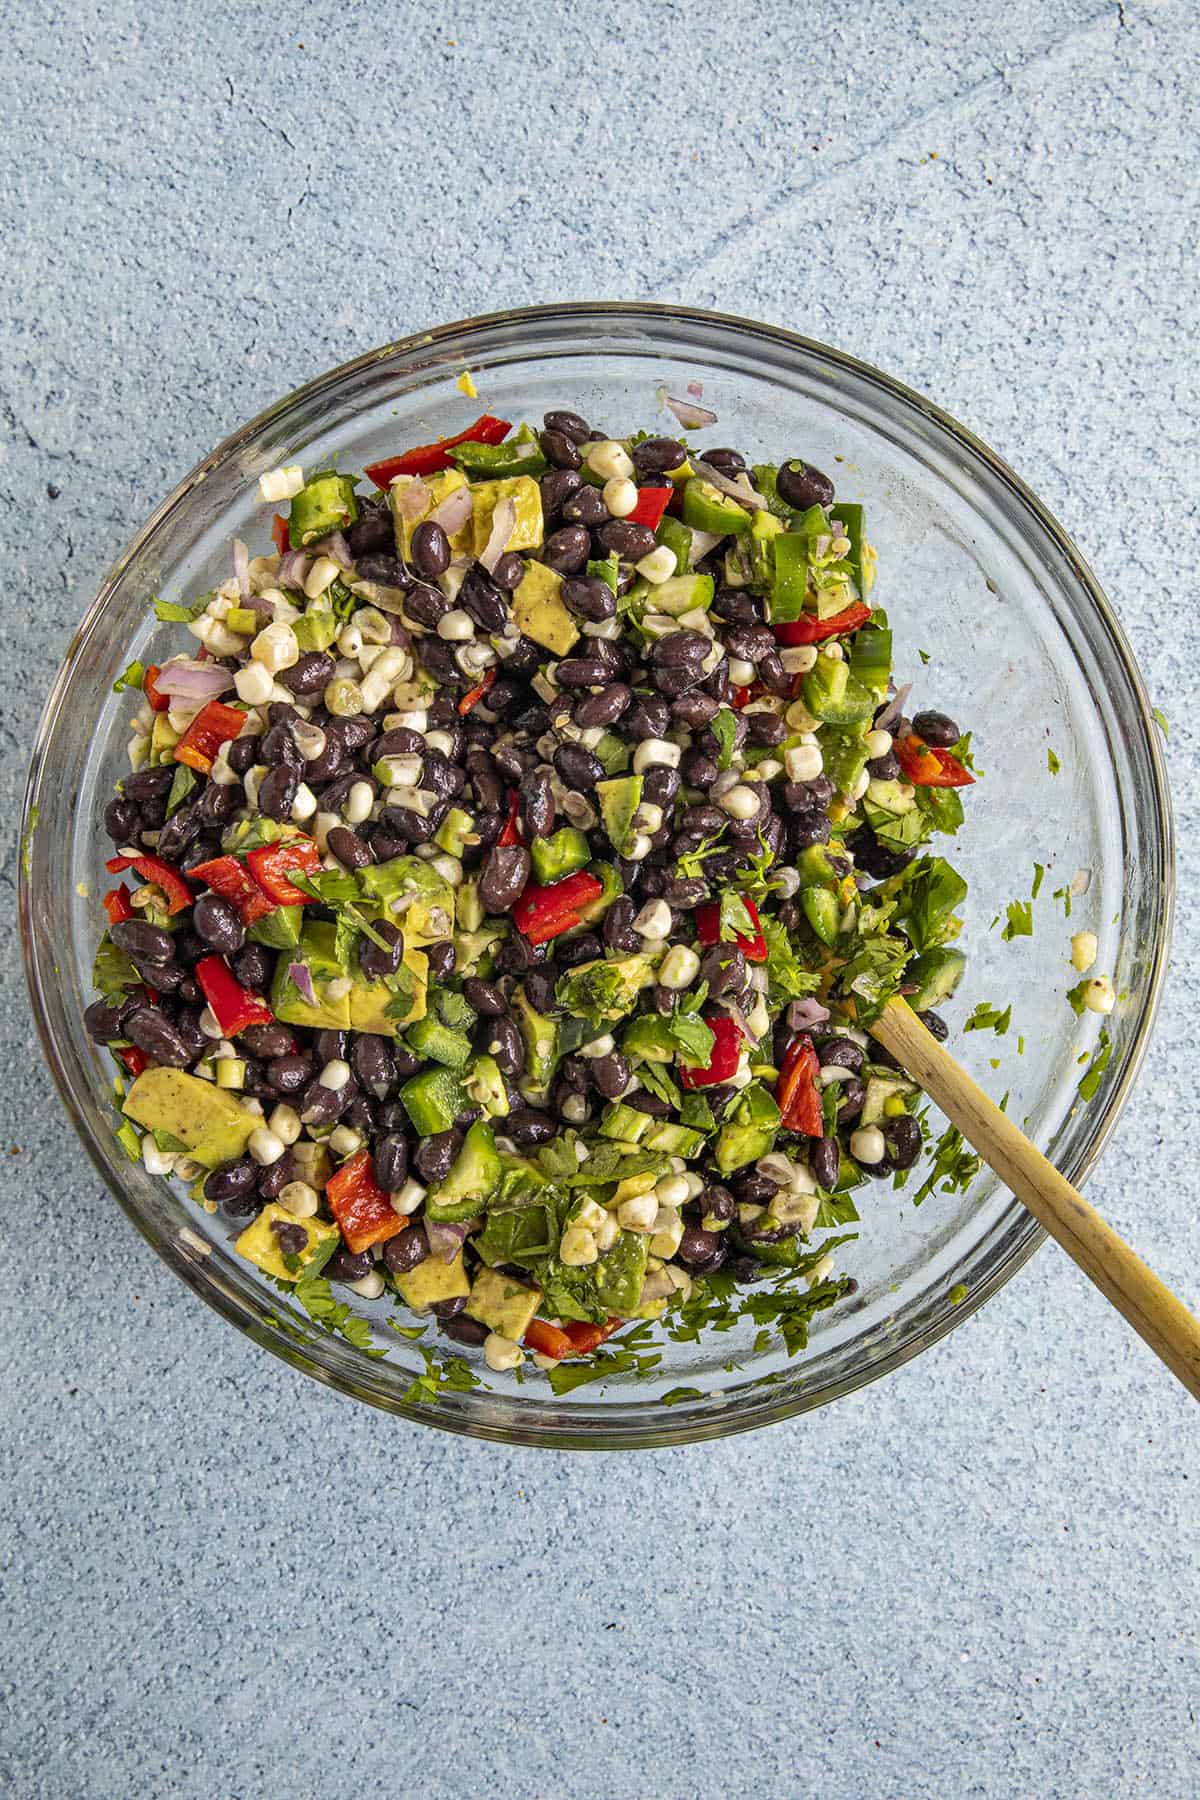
[19,304,1173,1448]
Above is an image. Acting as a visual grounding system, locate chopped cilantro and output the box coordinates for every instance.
[402,1345,483,1403]
[112,659,145,694]
[917,648,931,664]
[710,709,739,771]
[1152,707,1169,738]
[166,764,198,819]
[718,889,757,943]
[675,833,724,882]
[1031,862,1045,899]
[152,594,211,623]
[1001,900,1033,941]
[912,1122,981,1206]
[1047,748,1061,775]
[1065,978,1090,1017]
[963,1001,1012,1036]
[1077,1029,1112,1102]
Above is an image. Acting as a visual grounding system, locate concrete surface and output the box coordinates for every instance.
[2,2,1198,1796]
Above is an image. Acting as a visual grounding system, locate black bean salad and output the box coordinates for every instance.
[90,397,980,1389]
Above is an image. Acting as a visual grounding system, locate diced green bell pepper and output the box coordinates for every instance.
[398,1065,467,1135]
[247,904,304,950]
[655,514,693,573]
[769,532,810,624]
[801,885,841,946]
[681,478,752,536]
[448,424,547,480]
[405,1015,474,1070]
[530,826,591,887]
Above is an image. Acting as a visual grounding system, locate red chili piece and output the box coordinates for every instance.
[105,853,194,916]
[364,415,512,486]
[187,855,278,925]
[194,956,274,1038]
[773,602,872,647]
[679,1015,743,1089]
[776,1034,823,1136]
[511,871,603,946]
[694,895,767,963]
[326,1150,407,1254]
[245,838,323,906]
[625,486,672,532]
[173,700,246,775]
[893,734,975,789]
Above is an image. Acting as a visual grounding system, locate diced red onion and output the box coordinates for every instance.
[310,529,353,569]
[424,1218,474,1263]
[478,496,517,573]
[278,550,310,590]
[665,395,719,430]
[429,484,473,537]
[873,683,911,735]
[693,459,770,510]
[287,962,317,1007]
[390,615,412,648]
[788,998,831,1031]
[687,379,704,399]
[396,477,431,523]
[687,527,724,565]
[151,659,236,699]
[725,1003,759,1049]
[233,537,250,599]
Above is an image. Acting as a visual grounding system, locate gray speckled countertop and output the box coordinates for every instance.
[2,3,1198,1795]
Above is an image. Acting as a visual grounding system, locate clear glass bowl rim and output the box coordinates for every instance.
[19,301,1174,1449]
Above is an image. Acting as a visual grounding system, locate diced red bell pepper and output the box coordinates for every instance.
[695,894,767,963]
[245,837,323,906]
[512,871,603,946]
[326,1149,407,1254]
[364,415,512,486]
[626,486,672,532]
[271,513,291,556]
[523,1318,575,1361]
[776,1034,823,1136]
[774,601,872,647]
[142,665,171,712]
[458,667,496,715]
[194,956,274,1038]
[173,699,247,775]
[103,885,135,926]
[497,789,522,847]
[893,734,975,789]
[679,1015,743,1089]
[732,685,753,709]
[188,854,278,925]
[105,852,194,916]
[116,1045,148,1078]
[562,1317,624,1356]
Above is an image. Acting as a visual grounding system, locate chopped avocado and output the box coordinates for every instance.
[123,1068,258,1169]
[288,471,359,549]
[643,573,714,617]
[454,921,507,979]
[511,984,559,1095]
[593,733,631,776]
[530,826,590,886]
[247,904,303,950]
[464,1053,510,1118]
[599,1102,654,1144]
[555,953,657,1024]
[907,946,967,1011]
[398,1065,467,1136]
[681,477,753,536]
[469,475,543,557]
[394,1249,471,1313]
[511,561,579,656]
[465,1266,542,1340]
[597,774,643,856]
[622,1015,677,1062]
[611,1169,659,1205]
[348,944,428,1034]
[292,610,338,653]
[235,1204,340,1282]
[860,1075,916,1129]
[456,878,483,933]
[714,1083,781,1176]
[270,922,352,1030]
[434,806,475,858]
[150,712,180,761]
[593,1231,649,1316]
[359,857,456,945]
[392,468,472,559]
[426,1121,502,1222]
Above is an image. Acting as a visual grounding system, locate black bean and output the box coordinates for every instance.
[540,468,583,518]
[506,1107,555,1146]
[430,938,459,981]
[784,774,834,814]
[124,1007,192,1068]
[300,1082,349,1128]
[261,721,302,770]
[845,825,914,880]
[917,1010,950,1043]
[258,1153,296,1200]
[267,1053,311,1095]
[867,750,901,781]
[561,575,617,623]
[732,1169,780,1206]
[463,977,506,1017]
[440,1313,489,1346]
[153,803,205,863]
[699,1184,736,1227]
[544,408,591,443]
[352,1034,396,1100]
[540,427,582,469]
[597,520,657,561]
[701,659,732,704]
[885,1114,922,1171]
[745,710,787,748]
[562,485,610,527]
[257,765,298,822]
[777,459,835,510]
[554,931,601,969]
[323,825,372,871]
[355,551,412,589]
[554,742,605,789]
[374,1131,410,1191]
[236,1024,292,1062]
[684,802,726,835]
[624,1089,670,1117]
[911,709,960,747]
[84,998,129,1043]
[682,750,719,789]
[729,1254,767,1284]
[819,1036,865,1073]
[463,750,504,814]
[195,782,236,827]
[725,622,775,663]
[670,692,718,729]
[495,934,540,977]
[104,796,141,844]
[279,651,335,698]
[632,436,686,473]
[486,1015,525,1078]
[624,694,672,739]
[430,1295,468,1320]
[459,565,508,632]
[491,551,526,592]
[591,1052,629,1100]
[191,892,245,956]
[836,1076,866,1125]
[383,1225,428,1275]
[325,1247,374,1285]
[404,582,453,628]
[380,801,445,845]
[224,735,259,776]
[698,711,745,760]
[124,766,175,802]
[703,447,747,478]
[541,525,591,575]
[132,958,186,993]
[756,650,789,695]
[809,1136,841,1190]
[678,1225,722,1267]
[410,520,451,579]
[204,1158,259,1209]
[347,501,394,559]
[479,844,531,913]
[351,918,401,983]
[110,920,176,966]
[518,768,555,839]
[663,875,707,908]
[415,1130,461,1182]
[789,812,833,855]
[639,769,677,813]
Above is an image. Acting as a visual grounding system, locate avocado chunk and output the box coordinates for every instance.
[511,984,559,1096]
[123,1068,258,1169]
[235,1204,340,1282]
[464,1267,543,1340]
[469,475,543,556]
[593,1231,649,1316]
[150,711,180,760]
[391,468,473,560]
[394,1248,471,1313]
[359,857,456,946]
[511,561,579,656]
[597,774,644,857]
[714,1082,781,1176]
[270,923,352,1031]
[348,944,428,1034]
[907,946,967,1011]
[247,904,304,950]
[288,471,359,549]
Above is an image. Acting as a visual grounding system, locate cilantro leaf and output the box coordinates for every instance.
[1152,707,1168,738]
[718,889,757,943]
[1047,748,1061,775]
[836,934,910,1023]
[166,764,198,819]
[710,709,739,770]
[153,594,212,623]
[1031,862,1045,899]
[1002,900,1034,942]
[760,913,821,1007]
[668,1005,716,1068]
[963,1001,1012,1036]
[1077,1028,1112,1101]
[676,833,725,882]
[113,660,145,694]
[912,1122,981,1206]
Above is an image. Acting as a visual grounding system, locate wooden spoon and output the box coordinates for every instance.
[871,998,1200,1401]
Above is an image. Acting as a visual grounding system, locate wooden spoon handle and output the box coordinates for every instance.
[872,997,1200,1401]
